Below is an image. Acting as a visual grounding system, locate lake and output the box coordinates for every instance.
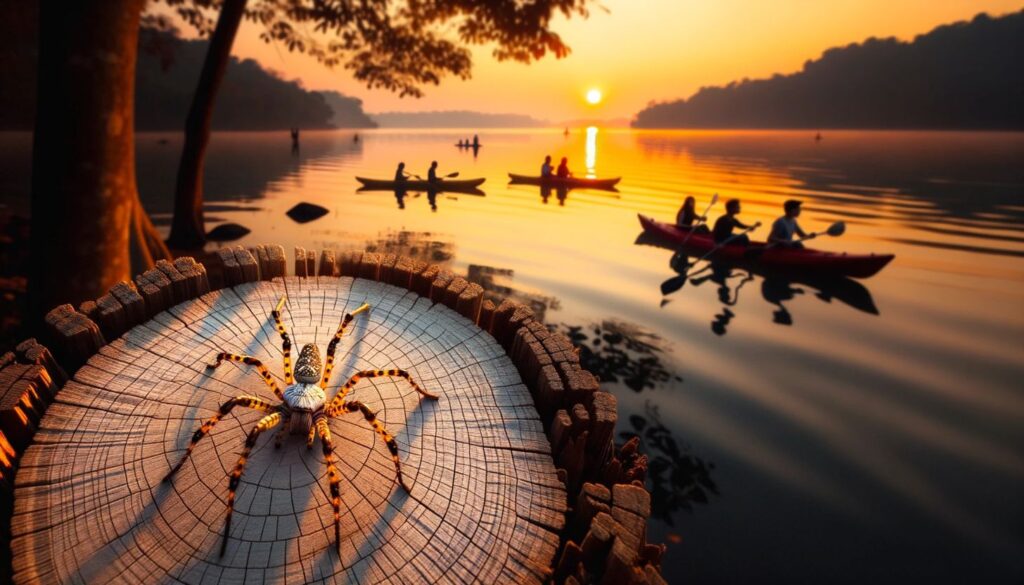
[2,128,1023,584]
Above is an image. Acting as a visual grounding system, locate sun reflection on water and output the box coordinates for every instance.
[585,126,598,177]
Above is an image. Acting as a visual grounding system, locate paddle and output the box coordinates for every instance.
[659,222,762,296]
[412,171,460,182]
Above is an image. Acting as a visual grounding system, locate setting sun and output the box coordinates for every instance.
[586,88,603,104]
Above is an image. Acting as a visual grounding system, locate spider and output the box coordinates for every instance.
[163,295,438,556]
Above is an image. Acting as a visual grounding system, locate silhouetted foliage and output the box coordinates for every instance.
[159,0,592,97]
[620,401,718,524]
[633,11,1024,130]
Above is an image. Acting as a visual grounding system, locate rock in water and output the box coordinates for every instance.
[287,202,329,224]
[205,223,250,242]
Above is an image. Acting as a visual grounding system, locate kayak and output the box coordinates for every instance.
[355,177,486,194]
[508,173,621,191]
[638,214,893,279]
[455,143,482,148]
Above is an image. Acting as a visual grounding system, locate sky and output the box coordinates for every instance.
[155,0,1023,122]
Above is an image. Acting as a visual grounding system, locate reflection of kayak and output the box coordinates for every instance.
[635,228,880,314]
[359,186,485,197]
[355,177,485,194]
[638,214,893,279]
[508,173,620,190]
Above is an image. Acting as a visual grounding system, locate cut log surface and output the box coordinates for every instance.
[11,278,565,584]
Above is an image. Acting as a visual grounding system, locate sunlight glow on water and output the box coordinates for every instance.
[2,128,1022,583]
[585,126,598,177]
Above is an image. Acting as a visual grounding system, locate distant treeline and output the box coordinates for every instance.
[633,11,1024,130]
[372,110,547,128]
[135,27,375,130]
[0,10,377,131]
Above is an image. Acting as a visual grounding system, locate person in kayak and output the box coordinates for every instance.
[769,200,812,248]
[394,162,409,182]
[712,199,755,245]
[428,161,440,183]
[676,196,710,233]
[556,157,572,178]
[472,134,480,148]
[541,155,554,178]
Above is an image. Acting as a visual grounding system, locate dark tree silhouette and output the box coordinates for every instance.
[165,0,247,250]
[163,0,594,248]
[30,0,172,322]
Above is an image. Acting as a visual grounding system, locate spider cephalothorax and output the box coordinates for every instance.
[162,295,438,556]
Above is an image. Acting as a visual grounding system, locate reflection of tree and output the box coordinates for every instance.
[558,320,680,393]
[350,230,453,263]
[137,133,360,214]
[467,265,560,322]
[620,401,718,524]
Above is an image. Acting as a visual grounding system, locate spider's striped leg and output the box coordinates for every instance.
[273,414,291,449]
[315,416,343,552]
[272,295,294,385]
[327,369,437,413]
[306,422,317,449]
[207,352,284,401]
[221,411,283,557]
[163,395,275,481]
[319,303,370,390]
[336,400,411,492]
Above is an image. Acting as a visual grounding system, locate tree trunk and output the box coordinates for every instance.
[166,0,248,250]
[29,0,170,324]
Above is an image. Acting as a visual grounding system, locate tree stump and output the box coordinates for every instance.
[10,278,565,584]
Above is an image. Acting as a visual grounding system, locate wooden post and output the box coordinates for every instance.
[42,304,104,374]
[318,249,337,277]
[294,246,308,277]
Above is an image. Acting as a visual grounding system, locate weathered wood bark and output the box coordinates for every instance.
[166,0,248,250]
[11,278,566,583]
[29,0,170,325]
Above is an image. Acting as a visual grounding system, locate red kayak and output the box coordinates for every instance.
[638,214,893,279]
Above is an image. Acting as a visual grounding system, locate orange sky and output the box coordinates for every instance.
[155,1,1023,122]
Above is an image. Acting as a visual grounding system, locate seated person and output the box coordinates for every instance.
[541,155,553,178]
[769,199,811,248]
[676,196,710,233]
[394,162,409,182]
[712,199,754,245]
[556,157,571,178]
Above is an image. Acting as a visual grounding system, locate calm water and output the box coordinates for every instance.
[3,129,1023,583]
